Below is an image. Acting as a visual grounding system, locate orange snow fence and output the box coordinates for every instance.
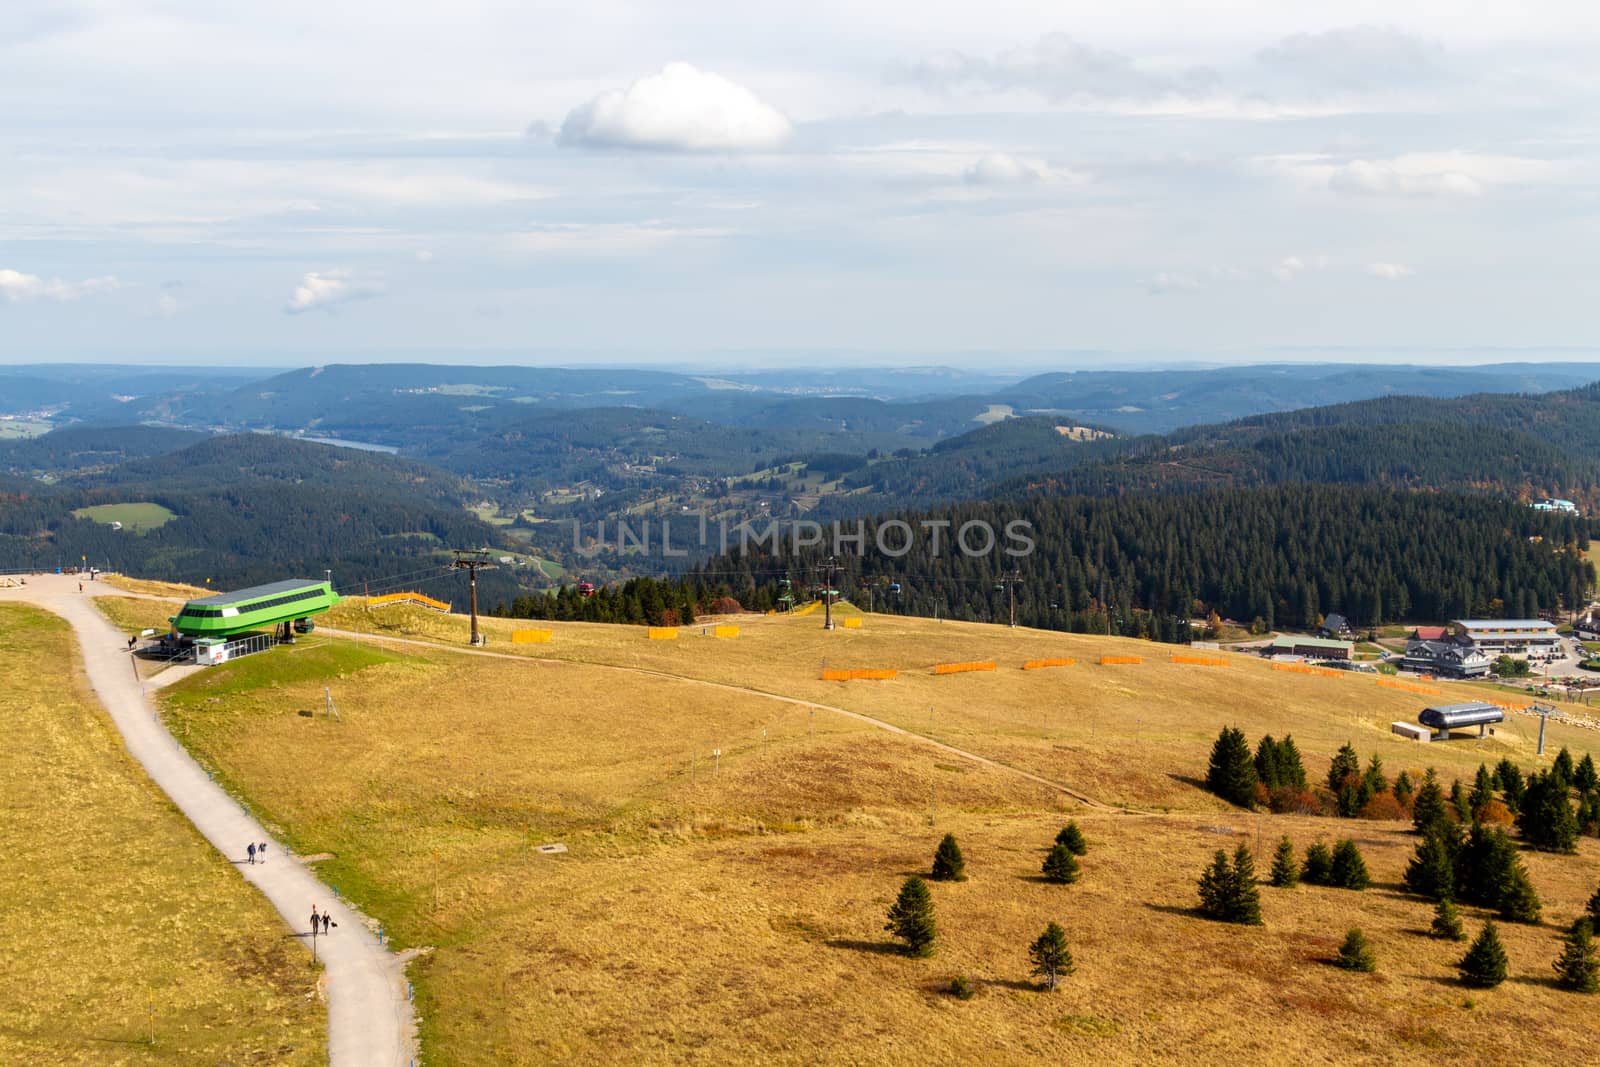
[1272,663,1345,678]
[511,629,552,644]
[1171,654,1229,667]
[648,627,679,641]
[821,668,898,681]
[841,617,863,629]
[714,625,739,638]
[933,661,997,675]
[1377,678,1441,695]
[1099,655,1143,665]
[1022,657,1075,670]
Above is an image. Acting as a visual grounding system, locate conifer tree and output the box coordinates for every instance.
[1469,763,1495,814]
[1056,821,1088,856]
[1498,865,1543,924]
[1362,754,1388,797]
[1412,768,1449,833]
[1028,922,1074,991]
[884,876,937,957]
[1517,770,1579,853]
[1334,928,1377,972]
[1330,838,1371,891]
[1459,920,1509,988]
[1327,742,1361,792]
[1450,779,1472,823]
[1431,898,1465,941]
[1405,822,1459,900]
[1302,842,1334,886]
[931,833,967,882]
[1587,880,1600,928]
[1555,918,1600,993]
[1576,753,1599,796]
[1277,735,1307,788]
[1574,755,1600,796]
[1206,727,1258,807]
[1554,746,1576,786]
[1196,845,1263,925]
[1393,770,1415,808]
[1269,835,1299,888]
[1041,843,1080,884]
[1495,759,1526,813]
[1255,734,1282,790]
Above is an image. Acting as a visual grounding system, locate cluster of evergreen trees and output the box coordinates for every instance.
[1204,729,1411,818]
[693,485,1592,643]
[884,826,1091,992]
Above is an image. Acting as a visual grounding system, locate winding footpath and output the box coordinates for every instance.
[0,575,416,1067]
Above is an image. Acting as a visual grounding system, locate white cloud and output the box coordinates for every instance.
[284,270,383,314]
[557,62,791,152]
[1270,254,1326,281]
[963,152,1058,185]
[905,33,1216,103]
[1255,26,1446,90]
[1148,271,1202,295]
[1264,151,1558,198]
[1366,261,1414,279]
[0,268,118,303]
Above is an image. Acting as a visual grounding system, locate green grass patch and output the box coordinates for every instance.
[166,640,398,705]
[71,501,177,533]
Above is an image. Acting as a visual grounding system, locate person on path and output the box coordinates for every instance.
[258,841,267,864]
[311,905,320,935]
[78,582,83,593]
[247,842,256,864]
[322,913,332,935]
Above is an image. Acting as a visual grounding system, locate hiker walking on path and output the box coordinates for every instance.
[323,913,333,935]
[248,842,256,864]
[258,841,268,863]
[311,904,320,934]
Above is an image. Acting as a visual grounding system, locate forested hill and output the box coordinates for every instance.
[694,485,1594,641]
[0,425,206,475]
[994,381,1600,507]
[0,433,515,597]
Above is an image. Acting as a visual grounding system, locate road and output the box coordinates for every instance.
[0,575,416,1067]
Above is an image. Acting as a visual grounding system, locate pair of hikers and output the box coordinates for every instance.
[310,905,335,936]
[246,841,268,864]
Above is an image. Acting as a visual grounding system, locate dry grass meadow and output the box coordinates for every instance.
[98,591,1600,1063]
[0,603,325,1066]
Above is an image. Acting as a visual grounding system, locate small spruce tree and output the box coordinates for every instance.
[1555,918,1600,994]
[1587,880,1600,928]
[1327,742,1361,793]
[1206,726,1258,807]
[1495,759,1526,812]
[1412,769,1449,833]
[1450,779,1473,823]
[1056,821,1088,856]
[1393,770,1415,808]
[1497,864,1543,924]
[1255,734,1282,790]
[1041,842,1081,884]
[1554,746,1576,786]
[884,876,937,957]
[1469,763,1495,814]
[1303,842,1334,886]
[1459,920,1509,988]
[1576,753,1599,796]
[931,833,967,882]
[1431,898,1465,941]
[1027,921,1074,992]
[1362,754,1388,797]
[1277,735,1307,788]
[1229,842,1264,925]
[1335,927,1377,972]
[1330,838,1371,891]
[1405,821,1460,901]
[1269,835,1299,888]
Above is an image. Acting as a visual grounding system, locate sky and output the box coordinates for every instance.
[3,1,1600,365]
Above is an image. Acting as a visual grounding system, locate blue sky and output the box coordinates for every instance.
[3,1,1599,364]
